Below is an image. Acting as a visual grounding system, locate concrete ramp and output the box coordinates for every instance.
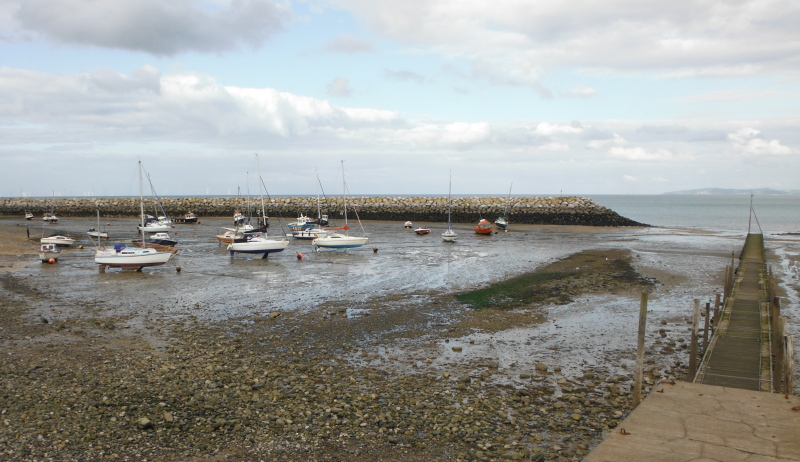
[584,381,800,462]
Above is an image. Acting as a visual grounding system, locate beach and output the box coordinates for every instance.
[0,216,788,461]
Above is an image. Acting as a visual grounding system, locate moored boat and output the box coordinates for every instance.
[41,234,75,247]
[474,218,493,235]
[96,244,173,270]
[495,183,512,230]
[312,161,369,251]
[227,154,288,259]
[96,161,173,271]
[42,212,58,223]
[286,227,329,240]
[38,243,61,263]
[173,212,198,224]
[87,228,109,239]
[25,211,34,220]
[404,221,413,228]
[442,172,458,243]
[132,232,178,250]
[287,214,314,231]
[415,227,431,235]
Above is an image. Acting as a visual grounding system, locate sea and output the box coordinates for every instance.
[5,194,799,390]
[588,194,800,234]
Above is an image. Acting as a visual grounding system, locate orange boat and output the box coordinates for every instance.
[474,218,493,235]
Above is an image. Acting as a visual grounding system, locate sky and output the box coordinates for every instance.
[1,0,799,197]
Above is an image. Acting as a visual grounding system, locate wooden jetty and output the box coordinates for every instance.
[586,232,798,461]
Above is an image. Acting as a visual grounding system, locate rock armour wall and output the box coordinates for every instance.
[0,196,646,226]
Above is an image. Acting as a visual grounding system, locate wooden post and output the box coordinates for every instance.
[703,302,711,353]
[689,299,700,381]
[713,293,721,327]
[788,336,795,395]
[632,292,648,408]
[775,317,786,393]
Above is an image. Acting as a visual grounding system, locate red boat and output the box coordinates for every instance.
[474,218,493,234]
[414,227,431,235]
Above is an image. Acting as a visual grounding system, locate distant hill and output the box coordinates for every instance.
[663,188,799,196]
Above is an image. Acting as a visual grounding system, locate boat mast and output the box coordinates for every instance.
[315,168,322,221]
[139,161,146,244]
[256,154,266,231]
[447,171,452,230]
[505,182,513,216]
[341,160,348,230]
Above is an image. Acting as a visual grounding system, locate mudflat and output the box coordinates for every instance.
[0,220,704,461]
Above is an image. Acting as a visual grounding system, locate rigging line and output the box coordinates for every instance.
[258,174,288,233]
[343,180,367,235]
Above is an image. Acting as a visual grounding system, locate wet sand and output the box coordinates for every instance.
[0,218,739,461]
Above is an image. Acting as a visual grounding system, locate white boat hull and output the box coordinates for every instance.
[312,233,368,250]
[442,230,458,242]
[227,237,289,256]
[95,247,173,269]
[138,223,172,233]
[87,231,109,239]
[41,236,75,246]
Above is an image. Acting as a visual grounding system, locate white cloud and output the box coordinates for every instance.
[587,133,626,150]
[326,77,354,97]
[535,122,583,136]
[330,0,800,79]
[728,127,795,156]
[623,174,638,182]
[8,0,291,55]
[608,146,689,162]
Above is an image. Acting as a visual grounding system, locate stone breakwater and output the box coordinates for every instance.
[1,196,646,226]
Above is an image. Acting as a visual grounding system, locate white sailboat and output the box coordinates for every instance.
[494,183,512,230]
[87,210,109,239]
[227,154,289,258]
[312,161,369,251]
[95,161,173,271]
[137,168,173,232]
[442,172,458,242]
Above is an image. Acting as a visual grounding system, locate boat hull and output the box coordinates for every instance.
[227,238,289,255]
[474,219,493,234]
[41,236,75,247]
[138,224,172,233]
[312,234,368,250]
[95,247,172,269]
[442,230,458,242]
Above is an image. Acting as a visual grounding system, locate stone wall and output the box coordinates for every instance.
[0,196,646,226]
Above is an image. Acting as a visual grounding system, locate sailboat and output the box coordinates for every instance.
[87,210,109,239]
[442,172,457,242]
[137,168,173,233]
[42,194,58,223]
[494,183,512,230]
[312,161,369,251]
[227,154,289,258]
[95,161,174,271]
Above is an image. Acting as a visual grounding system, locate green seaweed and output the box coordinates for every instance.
[456,271,571,310]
